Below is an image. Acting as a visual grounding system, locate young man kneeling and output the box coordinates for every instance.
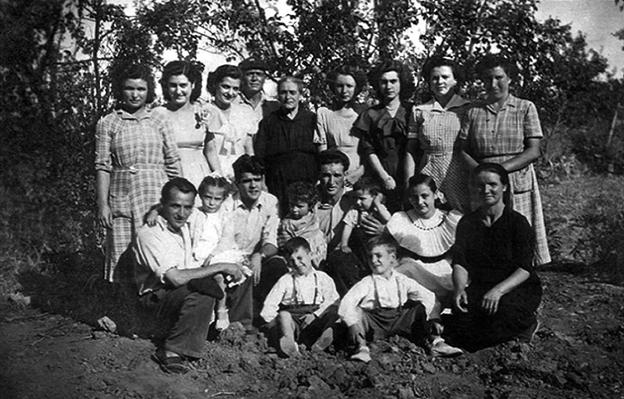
[260,237,339,357]
[338,235,461,363]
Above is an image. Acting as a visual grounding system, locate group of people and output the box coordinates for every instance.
[95,54,549,373]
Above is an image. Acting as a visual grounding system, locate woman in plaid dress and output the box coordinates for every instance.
[95,64,181,282]
[459,55,550,266]
[410,57,471,212]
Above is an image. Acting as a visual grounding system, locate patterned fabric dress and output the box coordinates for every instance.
[95,108,181,282]
[205,102,258,181]
[152,102,210,191]
[411,95,470,212]
[460,95,551,265]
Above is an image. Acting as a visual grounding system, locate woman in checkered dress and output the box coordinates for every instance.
[410,57,471,212]
[459,55,550,266]
[95,64,181,282]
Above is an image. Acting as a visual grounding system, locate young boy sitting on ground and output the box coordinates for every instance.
[261,237,340,357]
[338,235,461,363]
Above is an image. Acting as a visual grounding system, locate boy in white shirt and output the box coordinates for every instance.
[338,235,462,363]
[261,237,340,357]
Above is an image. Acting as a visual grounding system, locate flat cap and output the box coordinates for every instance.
[239,57,269,72]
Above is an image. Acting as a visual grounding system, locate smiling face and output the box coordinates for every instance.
[474,171,507,207]
[199,185,227,214]
[161,188,195,231]
[481,66,511,102]
[408,183,437,219]
[287,247,314,277]
[379,71,401,103]
[237,172,263,204]
[333,74,357,104]
[429,65,457,99]
[166,74,194,108]
[278,80,301,112]
[214,76,241,109]
[319,162,345,198]
[369,244,397,278]
[121,78,148,113]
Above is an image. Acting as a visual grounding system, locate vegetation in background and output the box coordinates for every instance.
[0,0,623,311]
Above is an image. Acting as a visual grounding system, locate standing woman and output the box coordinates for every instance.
[255,76,318,214]
[95,63,181,282]
[459,54,550,265]
[153,61,209,191]
[410,57,471,212]
[316,65,367,186]
[204,64,257,180]
[447,163,542,351]
[354,60,416,211]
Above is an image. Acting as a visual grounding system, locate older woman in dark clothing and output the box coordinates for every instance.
[446,163,542,351]
[254,76,318,214]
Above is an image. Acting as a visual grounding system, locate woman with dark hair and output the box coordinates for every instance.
[255,76,318,214]
[446,163,542,351]
[152,60,209,191]
[386,173,463,356]
[315,65,367,186]
[354,60,416,211]
[95,63,181,282]
[459,54,550,265]
[204,64,257,180]
[410,57,471,212]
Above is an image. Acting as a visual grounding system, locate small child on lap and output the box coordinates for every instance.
[338,234,461,363]
[261,237,340,357]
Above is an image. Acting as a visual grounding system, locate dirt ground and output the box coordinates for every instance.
[1,269,623,399]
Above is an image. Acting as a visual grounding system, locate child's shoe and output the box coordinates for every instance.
[215,309,230,331]
[431,338,463,357]
[350,345,371,363]
[279,336,300,358]
[311,327,334,352]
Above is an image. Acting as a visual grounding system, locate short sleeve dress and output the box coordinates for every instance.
[413,94,470,212]
[447,206,542,350]
[152,102,211,190]
[459,95,550,265]
[254,108,318,213]
[387,208,461,318]
[354,103,412,210]
[205,102,258,180]
[315,106,361,175]
[95,108,181,282]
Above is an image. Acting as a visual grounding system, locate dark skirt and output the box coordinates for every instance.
[264,151,318,215]
[445,276,542,351]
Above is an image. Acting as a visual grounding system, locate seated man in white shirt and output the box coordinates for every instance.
[134,177,246,374]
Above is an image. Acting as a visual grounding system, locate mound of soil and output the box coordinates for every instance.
[1,271,623,399]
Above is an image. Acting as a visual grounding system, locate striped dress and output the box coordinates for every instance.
[410,94,471,212]
[459,95,551,266]
[95,108,181,282]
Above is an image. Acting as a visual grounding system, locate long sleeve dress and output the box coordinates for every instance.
[254,108,318,214]
[459,95,550,265]
[447,206,542,351]
[95,108,181,282]
[412,94,470,212]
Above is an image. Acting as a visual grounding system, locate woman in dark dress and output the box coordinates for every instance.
[354,60,416,211]
[254,76,318,214]
[446,163,542,351]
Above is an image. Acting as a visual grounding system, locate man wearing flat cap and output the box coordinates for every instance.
[237,57,280,127]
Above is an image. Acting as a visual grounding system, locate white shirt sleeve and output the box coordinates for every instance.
[260,274,291,323]
[402,274,436,319]
[314,271,340,317]
[338,278,370,327]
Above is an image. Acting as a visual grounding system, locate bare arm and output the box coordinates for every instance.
[340,223,353,252]
[452,264,469,312]
[481,267,530,315]
[96,170,112,229]
[164,262,243,288]
[499,138,540,173]
[459,139,479,170]
[244,135,255,156]
[203,135,223,175]
[367,153,395,190]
